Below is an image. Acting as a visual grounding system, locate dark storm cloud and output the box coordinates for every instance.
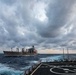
[0,0,76,51]
[37,0,76,37]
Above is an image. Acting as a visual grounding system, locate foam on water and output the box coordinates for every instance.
[21,61,39,70]
[0,63,23,75]
[0,54,63,75]
[40,55,62,62]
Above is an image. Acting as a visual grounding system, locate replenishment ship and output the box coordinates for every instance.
[3,46,37,56]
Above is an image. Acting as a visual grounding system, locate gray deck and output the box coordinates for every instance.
[24,62,76,75]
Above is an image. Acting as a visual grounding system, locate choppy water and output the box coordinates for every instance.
[0,54,76,75]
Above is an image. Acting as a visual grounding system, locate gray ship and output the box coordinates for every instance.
[3,46,37,56]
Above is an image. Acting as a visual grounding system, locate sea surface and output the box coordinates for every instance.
[0,54,76,75]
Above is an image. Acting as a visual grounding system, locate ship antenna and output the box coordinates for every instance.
[11,48,12,51]
[63,48,64,61]
[67,47,69,61]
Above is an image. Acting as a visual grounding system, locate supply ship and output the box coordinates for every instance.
[3,46,37,56]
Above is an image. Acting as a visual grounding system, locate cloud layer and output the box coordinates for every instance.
[0,0,76,51]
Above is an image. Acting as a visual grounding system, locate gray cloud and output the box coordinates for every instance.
[0,0,76,51]
[37,0,75,37]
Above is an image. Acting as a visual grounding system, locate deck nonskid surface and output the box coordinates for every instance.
[30,62,76,75]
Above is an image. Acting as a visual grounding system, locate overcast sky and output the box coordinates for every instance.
[0,0,76,52]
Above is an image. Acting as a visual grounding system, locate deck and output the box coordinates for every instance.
[24,61,76,75]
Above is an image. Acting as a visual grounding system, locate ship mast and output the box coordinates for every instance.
[63,48,64,61]
[67,48,69,61]
[16,48,19,52]
[11,48,13,51]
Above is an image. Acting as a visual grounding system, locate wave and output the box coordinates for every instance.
[40,55,62,62]
[0,63,23,75]
[0,54,63,75]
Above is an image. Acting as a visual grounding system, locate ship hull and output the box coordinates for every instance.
[3,51,37,56]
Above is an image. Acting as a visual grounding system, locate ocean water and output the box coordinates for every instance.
[0,54,75,75]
